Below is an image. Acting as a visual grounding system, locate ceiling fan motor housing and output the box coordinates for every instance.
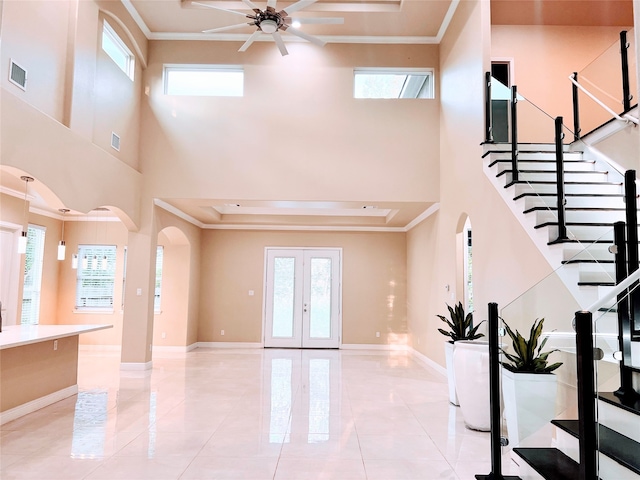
[256,9,284,33]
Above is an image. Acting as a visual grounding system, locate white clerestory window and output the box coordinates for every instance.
[163,65,244,96]
[102,20,135,80]
[354,68,434,99]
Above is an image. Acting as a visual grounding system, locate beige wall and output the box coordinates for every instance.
[407,1,556,369]
[152,208,202,348]
[1,0,70,121]
[492,25,633,142]
[139,42,440,204]
[55,218,129,346]
[199,230,406,345]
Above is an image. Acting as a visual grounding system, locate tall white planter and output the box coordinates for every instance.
[453,340,490,431]
[444,341,459,406]
[501,367,558,446]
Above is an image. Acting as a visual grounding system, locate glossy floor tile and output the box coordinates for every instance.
[0,348,520,479]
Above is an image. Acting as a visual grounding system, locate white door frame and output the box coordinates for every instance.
[0,221,23,327]
[263,247,342,349]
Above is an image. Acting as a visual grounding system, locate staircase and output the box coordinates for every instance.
[483,142,640,480]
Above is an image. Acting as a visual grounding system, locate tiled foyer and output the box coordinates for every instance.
[0,348,519,479]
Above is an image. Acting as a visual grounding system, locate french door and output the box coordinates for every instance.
[264,248,341,348]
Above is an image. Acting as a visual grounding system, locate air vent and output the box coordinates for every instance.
[111,132,120,151]
[9,59,27,90]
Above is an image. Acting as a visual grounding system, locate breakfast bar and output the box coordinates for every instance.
[0,324,112,425]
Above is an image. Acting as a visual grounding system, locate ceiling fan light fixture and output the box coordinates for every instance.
[260,19,278,34]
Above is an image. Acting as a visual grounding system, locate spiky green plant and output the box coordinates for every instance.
[501,317,563,373]
[437,302,485,343]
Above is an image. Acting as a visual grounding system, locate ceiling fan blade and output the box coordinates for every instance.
[192,1,251,17]
[288,17,344,25]
[267,0,277,8]
[284,26,325,47]
[203,23,253,33]
[272,31,289,56]
[281,0,317,16]
[240,0,261,12]
[239,30,262,52]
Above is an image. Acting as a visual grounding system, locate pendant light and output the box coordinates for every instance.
[58,208,70,261]
[17,176,34,254]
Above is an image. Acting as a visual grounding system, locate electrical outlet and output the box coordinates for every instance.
[376,332,380,338]
[221,330,225,336]
[161,332,166,339]
[248,290,254,296]
[53,340,58,350]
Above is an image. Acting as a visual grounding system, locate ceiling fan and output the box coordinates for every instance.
[192,0,344,56]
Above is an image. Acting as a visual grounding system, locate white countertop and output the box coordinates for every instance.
[0,324,112,350]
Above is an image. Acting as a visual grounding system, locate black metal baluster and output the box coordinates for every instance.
[575,310,598,480]
[572,72,581,141]
[511,86,518,183]
[620,31,632,112]
[625,170,640,339]
[475,303,519,480]
[612,221,637,400]
[552,117,568,243]
[485,72,493,144]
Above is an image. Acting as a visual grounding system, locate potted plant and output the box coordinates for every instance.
[437,302,485,406]
[500,317,563,446]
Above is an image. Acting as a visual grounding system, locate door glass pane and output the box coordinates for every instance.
[309,258,332,339]
[272,257,295,338]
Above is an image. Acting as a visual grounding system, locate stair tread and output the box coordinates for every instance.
[488,159,591,167]
[535,221,621,228]
[498,169,607,175]
[578,281,616,286]
[514,193,625,200]
[509,181,622,186]
[552,419,640,475]
[523,207,625,214]
[561,259,614,265]
[599,391,640,416]
[512,447,580,480]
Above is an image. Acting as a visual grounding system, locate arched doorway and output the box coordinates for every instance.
[152,226,191,349]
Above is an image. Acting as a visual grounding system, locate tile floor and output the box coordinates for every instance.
[0,348,521,479]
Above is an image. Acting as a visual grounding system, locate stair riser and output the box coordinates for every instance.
[544,225,614,242]
[506,172,609,184]
[534,210,626,225]
[563,248,614,262]
[598,399,640,443]
[523,196,625,209]
[556,429,640,480]
[495,160,594,172]
[514,183,623,195]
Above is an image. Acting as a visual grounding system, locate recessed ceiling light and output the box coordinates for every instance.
[292,20,301,28]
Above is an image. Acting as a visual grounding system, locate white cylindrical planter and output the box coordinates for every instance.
[501,368,558,446]
[453,340,490,431]
[444,341,459,406]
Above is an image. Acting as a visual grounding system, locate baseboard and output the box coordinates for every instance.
[196,342,263,349]
[410,347,447,377]
[0,385,78,425]
[341,343,410,351]
[120,361,153,371]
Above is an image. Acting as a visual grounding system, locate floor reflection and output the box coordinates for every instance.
[71,390,108,459]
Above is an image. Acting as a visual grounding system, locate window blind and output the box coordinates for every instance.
[76,245,117,309]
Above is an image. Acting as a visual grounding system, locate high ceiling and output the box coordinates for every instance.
[5,0,633,229]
